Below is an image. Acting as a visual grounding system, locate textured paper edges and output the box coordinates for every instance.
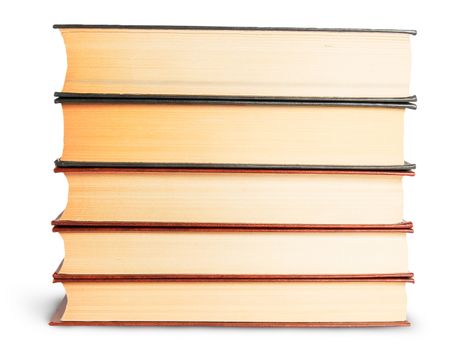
[49,297,410,327]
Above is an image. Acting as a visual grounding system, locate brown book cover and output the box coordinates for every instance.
[53,226,414,233]
[52,211,413,230]
[53,256,414,281]
[52,203,414,228]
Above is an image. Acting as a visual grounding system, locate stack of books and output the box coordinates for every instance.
[50,25,416,327]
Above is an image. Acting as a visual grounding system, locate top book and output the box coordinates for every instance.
[55,25,415,100]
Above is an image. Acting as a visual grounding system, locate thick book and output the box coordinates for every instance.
[53,167,414,228]
[54,25,415,101]
[54,226,412,277]
[51,276,412,326]
[56,98,415,168]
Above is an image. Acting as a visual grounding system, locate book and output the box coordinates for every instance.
[53,167,414,227]
[56,98,415,167]
[51,277,412,326]
[54,226,412,277]
[54,25,415,100]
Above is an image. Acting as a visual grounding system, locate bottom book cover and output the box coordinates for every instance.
[51,276,413,327]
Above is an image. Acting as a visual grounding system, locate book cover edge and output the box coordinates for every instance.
[53,160,417,172]
[52,24,417,35]
[52,226,414,233]
[54,92,418,108]
[51,219,414,230]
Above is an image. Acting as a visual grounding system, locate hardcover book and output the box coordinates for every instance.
[55,25,414,100]
[53,167,414,228]
[54,226,412,277]
[56,98,415,168]
[51,277,413,327]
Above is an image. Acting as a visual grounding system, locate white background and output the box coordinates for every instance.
[1,0,469,348]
